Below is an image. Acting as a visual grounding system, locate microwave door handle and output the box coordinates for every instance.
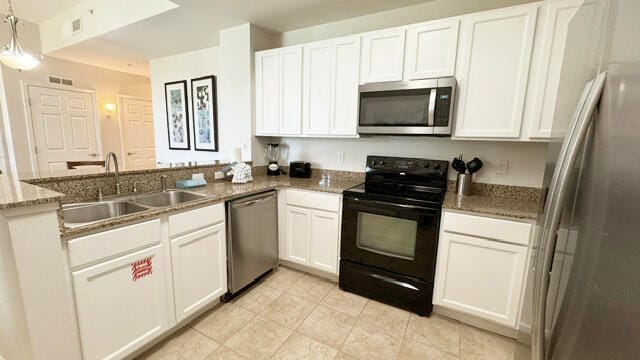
[427,88,437,127]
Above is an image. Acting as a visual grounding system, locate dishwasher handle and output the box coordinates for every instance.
[230,191,276,208]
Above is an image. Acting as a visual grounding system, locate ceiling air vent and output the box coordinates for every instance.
[71,18,82,34]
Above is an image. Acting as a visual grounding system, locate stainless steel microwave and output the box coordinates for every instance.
[357,77,456,136]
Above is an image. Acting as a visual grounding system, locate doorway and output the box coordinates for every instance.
[118,95,156,170]
[26,85,101,173]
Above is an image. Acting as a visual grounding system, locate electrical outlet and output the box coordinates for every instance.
[495,160,509,175]
[337,152,344,164]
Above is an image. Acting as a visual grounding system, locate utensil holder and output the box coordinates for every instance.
[456,173,472,196]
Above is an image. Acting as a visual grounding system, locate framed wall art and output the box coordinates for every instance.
[191,75,219,152]
[164,80,190,150]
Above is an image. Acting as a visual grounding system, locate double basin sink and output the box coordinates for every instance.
[62,189,209,227]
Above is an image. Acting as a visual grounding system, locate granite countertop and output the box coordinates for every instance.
[60,175,362,238]
[443,191,540,220]
[0,174,64,210]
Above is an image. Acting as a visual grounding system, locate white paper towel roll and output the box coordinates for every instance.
[230,147,243,163]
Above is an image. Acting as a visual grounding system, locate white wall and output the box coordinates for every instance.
[0,21,152,177]
[150,46,234,163]
[275,137,547,187]
[254,0,548,187]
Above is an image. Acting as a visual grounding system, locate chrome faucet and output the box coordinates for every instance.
[160,175,168,192]
[105,152,122,195]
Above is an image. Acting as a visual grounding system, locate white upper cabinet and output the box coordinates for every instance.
[404,19,460,80]
[302,36,361,137]
[303,41,333,135]
[360,28,406,83]
[280,47,303,135]
[255,46,302,135]
[330,36,360,136]
[454,4,538,139]
[255,49,281,135]
[522,0,591,140]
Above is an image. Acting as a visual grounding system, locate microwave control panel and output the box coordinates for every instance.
[434,87,453,127]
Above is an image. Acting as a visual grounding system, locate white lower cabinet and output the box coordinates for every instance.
[72,244,170,360]
[284,205,311,264]
[434,211,532,328]
[309,210,340,273]
[69,203,226,360]
[279,190,341,275]
[171,222,227,322]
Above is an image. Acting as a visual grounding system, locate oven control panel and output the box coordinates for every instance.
[366,156,448,176]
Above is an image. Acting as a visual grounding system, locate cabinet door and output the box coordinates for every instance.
[171,223,227,322]
[404,19,459,80]
[72,245,170,360]
[523,0,587,139]
[454,5,538,138]
[309,210,340,274]
[284,205,311,265]
[255,50,280,134]
[434,232,528,327]
[331,36,360,136]
[303,41,332,135]
[361,28,406,83]
[280,46,303,135]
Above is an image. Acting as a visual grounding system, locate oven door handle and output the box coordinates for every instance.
[345,196,439,212]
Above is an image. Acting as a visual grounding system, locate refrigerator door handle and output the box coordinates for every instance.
[531,72,607,360]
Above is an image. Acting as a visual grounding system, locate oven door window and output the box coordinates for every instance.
[356,212,418,260]
[359,89,429,126]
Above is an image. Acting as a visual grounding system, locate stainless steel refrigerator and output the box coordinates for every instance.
[516,0,640,359]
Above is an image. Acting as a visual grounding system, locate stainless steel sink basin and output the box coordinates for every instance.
[63,201,149,226]
[133,190,207,208]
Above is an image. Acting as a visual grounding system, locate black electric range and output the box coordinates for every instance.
[339,155,448,315]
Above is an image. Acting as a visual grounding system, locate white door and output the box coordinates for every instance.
[309,209,339,274]
[523,0,589,139]
[120,97,156,170]
[72,245,170,360]
[433,232,528,327]
[27,85,100,173]
[360,28,406,83]
[303,41,332,135]
[454,4,538,138]
[171,223,227,322]
[285,205,311,265]
[330,36,360,136]
[404,18,460,80]
[255,50,280,135]
[280,46,303,135]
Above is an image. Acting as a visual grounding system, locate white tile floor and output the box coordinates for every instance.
[137,266,516,360]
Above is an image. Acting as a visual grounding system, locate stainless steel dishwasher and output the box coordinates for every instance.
[225,190,278,298]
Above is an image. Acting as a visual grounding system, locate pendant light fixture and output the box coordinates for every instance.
[0,0,41,71]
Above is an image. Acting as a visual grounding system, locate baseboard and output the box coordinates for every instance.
[279,260,338,283]
[433,305,518,339]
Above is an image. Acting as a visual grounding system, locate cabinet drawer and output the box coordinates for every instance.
[169,203,225,238]
[68,219,161,269]
[286,189,340,212]
[442,211,531,246]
